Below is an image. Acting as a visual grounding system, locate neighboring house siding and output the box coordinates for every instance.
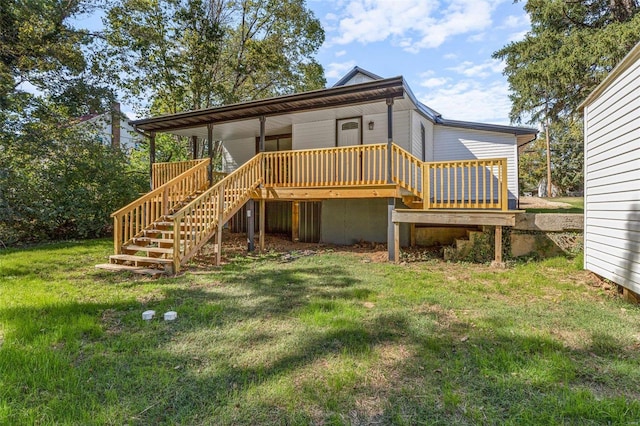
[583,55,640,293]
[433,126,519,207]
[222,138,255,172]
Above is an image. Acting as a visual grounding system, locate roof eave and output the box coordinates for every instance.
[438,118,538,136]
[131,76,406,132]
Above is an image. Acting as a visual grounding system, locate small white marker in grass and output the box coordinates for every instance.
[164,311,177,321]
[142,310,155,320]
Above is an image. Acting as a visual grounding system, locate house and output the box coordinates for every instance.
[580,43,640,299]
[97,68,536,275]
[77,103,139,152]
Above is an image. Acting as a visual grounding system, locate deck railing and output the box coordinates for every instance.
[391,144,424,200]
[152,159,208,189]
[424,158,508,210]
[262,144,388,187]
[170,154,263,271]
[111,159,211,254]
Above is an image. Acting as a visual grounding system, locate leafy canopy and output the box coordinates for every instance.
[100,0,326,116]
[494,0,640,124]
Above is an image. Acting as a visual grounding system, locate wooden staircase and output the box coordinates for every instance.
[97,155,262,275]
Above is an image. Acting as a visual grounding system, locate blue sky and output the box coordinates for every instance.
[307,0,531,125]
[68,0,531,125]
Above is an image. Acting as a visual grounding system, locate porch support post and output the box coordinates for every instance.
[387,198,396,261]
[247,200,255,252]
[292,201,300,242]
[386,98,394,184]
[149,131,156,190]
[259,116,266,152]
[492,225,505,268]
[207,123,214,186]
[191,135,199,160]
[259,199,265,252]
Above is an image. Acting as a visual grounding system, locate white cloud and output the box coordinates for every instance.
[325,60,357,78]
[326,0,503,53]
[443,53,458,60]
[467,32,486,43]
[419,79,512,124]
[448,58,504,78]
[335,49,347,57]
[420,77,449,88]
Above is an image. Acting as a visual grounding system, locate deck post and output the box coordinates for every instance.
[216,187,224,266]
[149,132,156,190]
[259,116,266,152]
[292,201,300,242]
[259,199,265,252]
[191,135,199,160]
[387,198,396,261]
[207,123,214,186]
[492,225,505,267]
[386,98,394,184]
[247,199,255,252]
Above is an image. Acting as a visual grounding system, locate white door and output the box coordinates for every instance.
[337,118,361,146]
[336,118,362,182]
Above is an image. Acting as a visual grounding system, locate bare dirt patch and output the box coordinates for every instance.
[192,230,436,267]
[519,196,573,210]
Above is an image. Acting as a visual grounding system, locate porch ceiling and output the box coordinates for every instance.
[131,76,407,138]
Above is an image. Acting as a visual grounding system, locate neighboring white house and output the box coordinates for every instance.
[580,42,640,295]
[77,103,139,152]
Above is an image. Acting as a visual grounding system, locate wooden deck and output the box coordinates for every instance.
[99,143,513,275]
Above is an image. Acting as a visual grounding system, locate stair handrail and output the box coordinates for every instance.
[169,153,263,272]
[111,159,211,255]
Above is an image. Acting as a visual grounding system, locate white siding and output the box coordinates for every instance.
[362,110,410,150]
[293,111,410,150]
[583,53,640,293]
[433,126,519,205]
[410,111,434,161]
[293,120,334,150]
[222,138,255,172]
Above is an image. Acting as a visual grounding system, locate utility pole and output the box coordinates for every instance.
[544,117,552,198]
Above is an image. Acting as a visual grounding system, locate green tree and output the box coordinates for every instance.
[494,0,639,195]
[100,0,325,114]
[0,1,147,245]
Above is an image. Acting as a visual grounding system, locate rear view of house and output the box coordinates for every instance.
[97,68,536,275]
[581,43,640,298]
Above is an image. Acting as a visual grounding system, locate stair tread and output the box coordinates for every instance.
[110,254,174,264]
[96,263,164,276]
[134,237,174,244]
[123,244,173,254]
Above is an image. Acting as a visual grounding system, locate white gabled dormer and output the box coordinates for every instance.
[332,66,383,87]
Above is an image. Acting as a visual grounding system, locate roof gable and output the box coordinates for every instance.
[333,67,383,87]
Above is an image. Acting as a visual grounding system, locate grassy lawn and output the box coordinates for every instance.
[1,239,639,425]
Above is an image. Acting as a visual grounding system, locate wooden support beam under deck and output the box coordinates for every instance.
[253,185,399,200]
[392,209,519,227]
[259,199,265,252]
[292,201,300,242]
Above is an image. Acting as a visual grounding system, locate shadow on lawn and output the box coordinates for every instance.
[2,256,640,424]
